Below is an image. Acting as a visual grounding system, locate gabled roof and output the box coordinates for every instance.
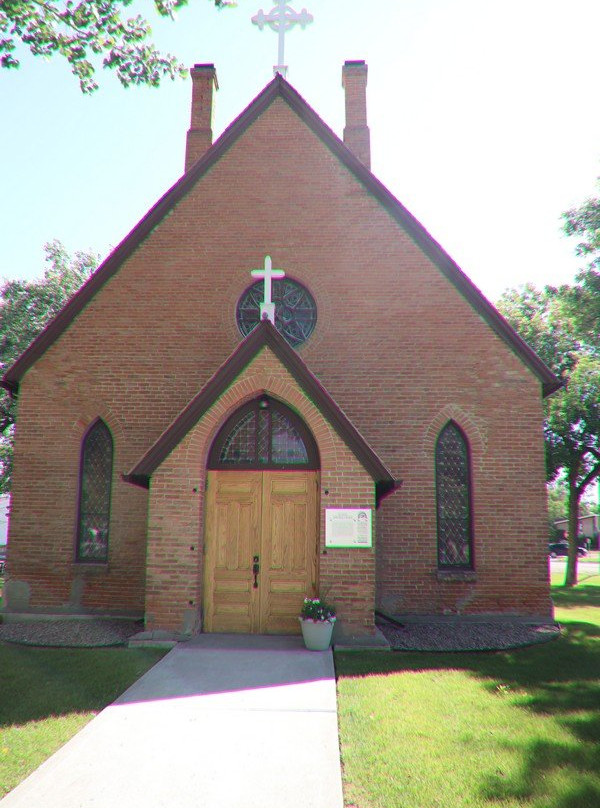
[2,73,561,396]
[123,319,398,503]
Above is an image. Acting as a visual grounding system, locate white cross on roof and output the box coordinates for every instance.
[250,255,285,324]
[252,1,314,77]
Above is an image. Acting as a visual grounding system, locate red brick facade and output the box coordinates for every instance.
[3,66,555,634]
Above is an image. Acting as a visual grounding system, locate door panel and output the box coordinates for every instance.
[204,470,318,634]
[260,472,317,634]
[204,473,261,633]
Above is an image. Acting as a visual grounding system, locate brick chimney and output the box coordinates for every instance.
[342,60,370,170]
[185,64,219,172]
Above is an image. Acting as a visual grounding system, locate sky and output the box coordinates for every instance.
[2,0,600,302]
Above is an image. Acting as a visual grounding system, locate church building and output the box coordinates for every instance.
[2,61,559,641]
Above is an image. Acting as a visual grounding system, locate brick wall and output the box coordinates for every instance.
[6,94,552,624]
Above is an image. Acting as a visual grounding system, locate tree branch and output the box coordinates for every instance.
[577,462,600,495]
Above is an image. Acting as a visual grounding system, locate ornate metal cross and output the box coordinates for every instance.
[251,1,313,77]
[251,255,285,324]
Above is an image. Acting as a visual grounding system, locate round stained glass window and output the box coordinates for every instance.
[236,278,317,348]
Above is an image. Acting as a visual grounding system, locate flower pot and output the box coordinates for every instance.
[299,618,335,651]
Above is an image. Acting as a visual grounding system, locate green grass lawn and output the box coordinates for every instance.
[1,570,598,805]
[336,575,600,808]
[551,556,600,590]
[0,644,166,798]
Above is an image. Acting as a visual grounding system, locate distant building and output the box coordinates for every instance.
[554,514,599,544]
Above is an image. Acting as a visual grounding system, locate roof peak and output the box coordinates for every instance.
[1,69,561,399]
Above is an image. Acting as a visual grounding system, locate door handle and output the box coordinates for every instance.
[252,555,260,588]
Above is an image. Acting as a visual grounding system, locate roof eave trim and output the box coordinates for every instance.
[260,325,395,484]
[542,378,565,397]
[121,472,149,489]
[2,77,284,391]
[126,320,396,488]
[376,478,402,507]
[276,81,561,395]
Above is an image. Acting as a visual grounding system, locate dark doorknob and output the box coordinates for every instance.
[252,555,260,588]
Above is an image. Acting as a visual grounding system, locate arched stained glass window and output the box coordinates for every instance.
[236,278,317,348]
[76,420,113,562]
[435,421,473,569]
[208,397,319,470]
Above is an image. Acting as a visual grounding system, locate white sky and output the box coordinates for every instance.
[2,0,599,302]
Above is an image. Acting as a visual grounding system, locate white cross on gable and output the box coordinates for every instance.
[252,1,313,77]
[251,255,285,324]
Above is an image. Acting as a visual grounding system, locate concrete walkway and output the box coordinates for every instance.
[1,635,344,808]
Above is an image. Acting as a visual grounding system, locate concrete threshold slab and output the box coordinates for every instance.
[333,625,391,651]
[128,629,183,648]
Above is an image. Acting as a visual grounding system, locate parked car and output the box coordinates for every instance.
[548,541,587,558]
[0,545,6,574]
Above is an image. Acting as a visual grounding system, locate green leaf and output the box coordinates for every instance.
[0,241,99,491]
[0,0,230,92]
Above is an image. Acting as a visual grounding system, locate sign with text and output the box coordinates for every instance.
[325,508,372,548]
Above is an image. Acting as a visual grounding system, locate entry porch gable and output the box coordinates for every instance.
[139,329,390,636]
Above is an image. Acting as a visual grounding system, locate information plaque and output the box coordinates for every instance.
[325,508,372,548]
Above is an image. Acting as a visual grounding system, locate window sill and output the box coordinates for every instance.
[436,569,477,582]
[73,562,109,574]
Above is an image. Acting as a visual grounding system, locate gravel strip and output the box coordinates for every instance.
[0,617,562,651]
[0,619,143,647]
[376,617,561,652]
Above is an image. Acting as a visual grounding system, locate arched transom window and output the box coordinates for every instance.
[208,396,319,470]
[76,419,113,563]
[435,421,473,569]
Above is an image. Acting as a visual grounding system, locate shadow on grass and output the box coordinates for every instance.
[551,584,600,608]
[480,736,600,807]
[336,588,599,808]
[0,644,166,727]
[336,620,599,701]
[337,583,599,689]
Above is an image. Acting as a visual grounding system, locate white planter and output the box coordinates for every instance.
[299,618,335,651]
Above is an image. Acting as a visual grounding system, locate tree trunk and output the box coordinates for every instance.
[564,479,580,587]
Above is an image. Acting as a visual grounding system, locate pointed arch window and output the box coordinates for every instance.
[208,396,319,470]
[76,420,113,562]
[435,421,473,569]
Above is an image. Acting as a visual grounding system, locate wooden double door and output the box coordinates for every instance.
[203,470,318,634]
